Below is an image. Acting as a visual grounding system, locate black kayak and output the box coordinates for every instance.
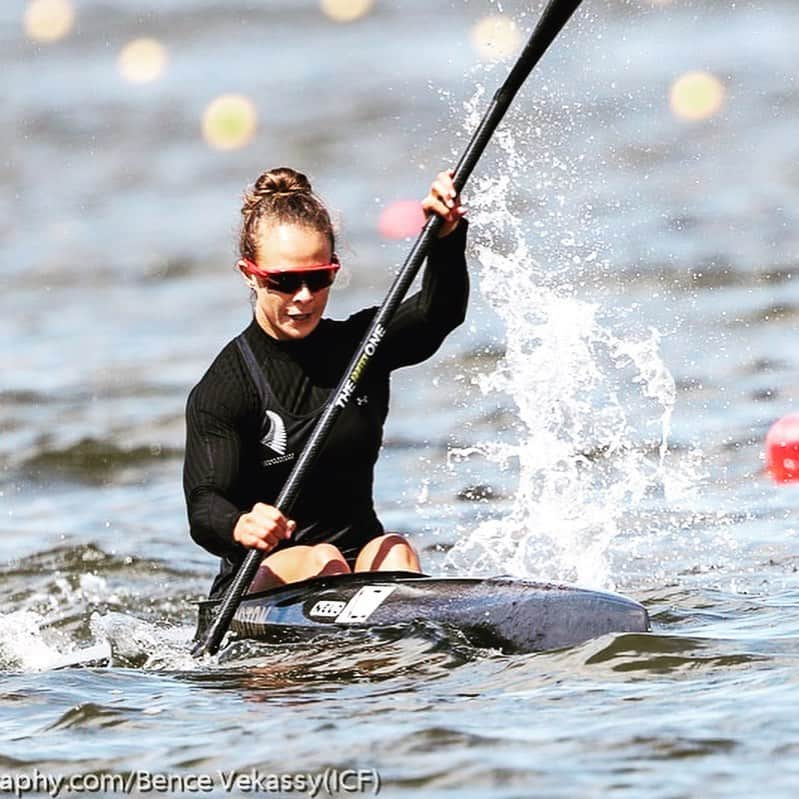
[195,571,649,654]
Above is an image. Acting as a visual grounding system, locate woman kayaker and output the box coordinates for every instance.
[184,167,468,598]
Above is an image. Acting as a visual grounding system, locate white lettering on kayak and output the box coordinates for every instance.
[309,600,347,619]
[234,603,270,627]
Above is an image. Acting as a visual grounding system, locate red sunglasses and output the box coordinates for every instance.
[241,257,340,294]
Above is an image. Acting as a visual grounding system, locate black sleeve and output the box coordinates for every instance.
[183,381,248,559]
[377,219,469,370]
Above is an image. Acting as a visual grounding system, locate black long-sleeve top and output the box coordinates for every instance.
[183,221,468,596]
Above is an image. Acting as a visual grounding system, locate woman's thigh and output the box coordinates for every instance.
[249,544,351,593]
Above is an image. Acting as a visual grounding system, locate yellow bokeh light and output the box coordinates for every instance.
[24,0,75,43]
[202,95,258,151]
[320,0,374,23]
[471,15,521,62]
[669,71,725,122]
[118,38,168,84]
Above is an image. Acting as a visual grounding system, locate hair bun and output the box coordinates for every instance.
[253,167,312,199]
[239,166,334,262]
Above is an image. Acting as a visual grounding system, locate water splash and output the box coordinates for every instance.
[0,609,110,671]
[91,612,198,670]
[0,551,201,671]
[444,67,692,589]
[0,605,202,672]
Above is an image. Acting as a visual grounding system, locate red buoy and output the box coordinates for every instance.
[378,200,426,240]
[765,413,799,483]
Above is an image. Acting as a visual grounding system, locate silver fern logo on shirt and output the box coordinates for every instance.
[260,410,288,455]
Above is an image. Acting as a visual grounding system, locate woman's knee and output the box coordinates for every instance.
[309,543,350,575]
[355,533,420,572]
[250,543,349,591]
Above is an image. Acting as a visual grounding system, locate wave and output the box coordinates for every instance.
[20,437,182,482]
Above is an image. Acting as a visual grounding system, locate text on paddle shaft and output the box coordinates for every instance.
[0,768,381,797]
[335,325,386,408]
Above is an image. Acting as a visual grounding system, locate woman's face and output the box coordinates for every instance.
[243,223,333,341]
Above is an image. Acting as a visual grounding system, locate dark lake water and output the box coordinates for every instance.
[2,0,799,796]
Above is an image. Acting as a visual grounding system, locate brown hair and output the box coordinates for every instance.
[239,167,335,262]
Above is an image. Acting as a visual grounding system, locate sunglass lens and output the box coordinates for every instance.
[266,274,301,293]
[266,269,335,293]
[304,270,336,291]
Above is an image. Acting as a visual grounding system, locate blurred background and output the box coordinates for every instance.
[2,1,799,793]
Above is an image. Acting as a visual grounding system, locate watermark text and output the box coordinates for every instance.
[0,768,381,797]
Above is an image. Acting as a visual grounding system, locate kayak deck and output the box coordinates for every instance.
[195,571,649,654]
